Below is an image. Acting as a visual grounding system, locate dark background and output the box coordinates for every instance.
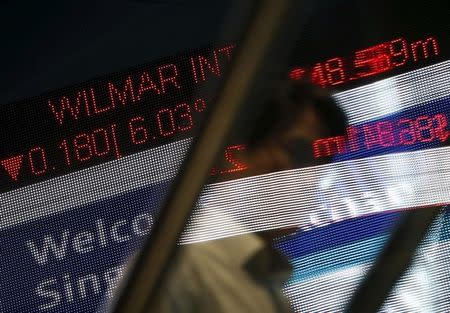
[0,0,448,192]
[1,0,448,104]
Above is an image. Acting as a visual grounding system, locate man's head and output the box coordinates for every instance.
[241,80,348,240]
[244,80,348,175]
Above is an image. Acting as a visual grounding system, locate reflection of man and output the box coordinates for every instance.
[148,81,348,313]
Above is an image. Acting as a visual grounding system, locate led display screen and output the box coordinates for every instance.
[1,3,449,312]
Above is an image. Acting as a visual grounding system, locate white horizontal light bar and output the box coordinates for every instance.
[0,60,449,230]
[181,146,450,243]
[334,60,450,124]
[284,239,450,312]
[0,139,191,229]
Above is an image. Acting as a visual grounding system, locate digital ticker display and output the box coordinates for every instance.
[0,29,449,313]
[289,36,440,87]
[0,36,445,191]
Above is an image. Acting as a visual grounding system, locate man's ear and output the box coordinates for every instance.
[246,142,292,176]
[283,104,324,141]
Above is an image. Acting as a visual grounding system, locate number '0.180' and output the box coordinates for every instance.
[58,124,121,166]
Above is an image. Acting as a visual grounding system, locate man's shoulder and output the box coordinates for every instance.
[181,233,264,267]
[154,234,293,313]
[169,233,265,288]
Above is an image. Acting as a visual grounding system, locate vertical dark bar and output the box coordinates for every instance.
[111,1,304,312]
[345,206,442,313]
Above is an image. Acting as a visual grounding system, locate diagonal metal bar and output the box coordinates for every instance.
[111,1,304,312]
[345,205,443,313]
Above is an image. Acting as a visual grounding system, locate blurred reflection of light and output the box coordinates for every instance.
[309,211,330,227]
[369,79,400,118]
[334,60,450,125]
[362,191,381,213]
[424,244,439,262]
[183,146,450,243]
[387,187,402,205]
[344,197,358,217]
[400,182,413,195]
[309,213,320,225]
[319,172,335,189]
[413,270,429,287]
[399,292,423,312]
[331,209,343,222]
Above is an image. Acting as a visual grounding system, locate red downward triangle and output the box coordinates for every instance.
[1,155,24,181]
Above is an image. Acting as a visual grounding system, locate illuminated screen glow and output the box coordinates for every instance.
[289,36,440,87]
[313,113,449,158]
[0,36,443,187]
[0,32,449,312]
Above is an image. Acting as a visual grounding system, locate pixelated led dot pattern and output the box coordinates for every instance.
[0,56,449,311]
